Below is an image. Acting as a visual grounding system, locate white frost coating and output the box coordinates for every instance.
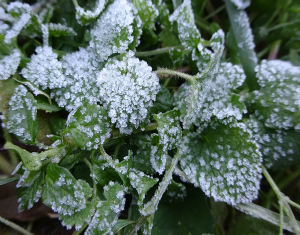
[90,0,135,60]
[246,116,299,168]
[48,23,77,36]
[150,145,167,175]
[0,49,21,80]
[97,53,160,134]
[75,0,106,25]
[51,47,104,111]
[4,13,31,43]
[179,121,262,205]
[134,0,158,29]
[41,24,49,46]
[251,60,300,130]
[233,11,257,64]
[21,46,65,90]
[230,0,250,10]
[0,22,9,34]
[175,62,247,129]
[6,85,38,142]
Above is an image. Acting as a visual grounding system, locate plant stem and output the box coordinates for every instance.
[72,0,79,8]
[279,200,284,235]
[268,40,281,60]
[0,216,34,235]
[3,129,18,167]
[73,223,88,235]
[83,158,97,199]
[156,68,196,83]
[128,215,149,235]
[204,5,225,20]
[0,153,13,175]
[135,46,184,57]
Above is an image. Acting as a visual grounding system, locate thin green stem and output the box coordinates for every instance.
[279,200,284,235]
[72,0,79,8]
[286,198,300,211]
[113,143,122,160]
[83,158,97,199]
[204,5,225,20]
[73,223,88,235]
[156,68,196,83]
[128,215,149,235]
[283,202,300,235]
[135,46,184,57]
[0,216,34,235]
[142,151,180,216]
[262,166,282,198]
[0,153,13,175]
[268,40,281,60]
[3,129,18,167]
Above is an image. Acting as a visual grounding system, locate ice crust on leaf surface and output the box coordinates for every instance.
[133,0,158,30]
[179,121,262,205]
[22,46,65,90]
[230,0,250,10]
[75,0,106,25]
[66,104,112,150]
[51,47,104,111]
[85,182,126,235]
[149,134,168,175]
[6,85,39,143]
[48,23,77,37]
[154,109,182,151]
[90,0,141,60]
[97,53,160,134]
[245,116,300,169]
[249,60,300,130]
[42,164,92,216]
[175,62,247,129]
[169,0,225,72]
[0,49,20,80]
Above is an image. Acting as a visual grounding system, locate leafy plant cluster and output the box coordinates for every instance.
[0,0,300,234]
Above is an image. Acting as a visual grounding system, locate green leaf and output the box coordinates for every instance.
[0,49,20,80]
[165,180,187,203]
[0,78,18,114]
[224,0,259,91]
[42,164,92,216]
[111,219,135,234]
[152,85,174,113]
[48,23,77,37]
[0,176,20,186]
[35,96,62,112]
[17,169,45,211]
[133,0,158,30]
[90,0,141,60]
[74,0,106,25]
[129,169,158,205]
[247,60,300,130]
[60,200,97,230]
[175,62,247,129]
[66,104,112,150]
[179,121,262,205]
[6,85,39,143]
[152,184,215,235]
[149,134,168,175]
[154,108,182,151]
[4,142,42,171]
[85,182,126,235]
[244,116,300,169]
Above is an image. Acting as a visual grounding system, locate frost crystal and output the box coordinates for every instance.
[175,62,247,129]
[21,46,65,90]
[0,49,21,80]
[133,0,158,30]
[249,60,300,130]
[230,0,251,10]
[246,116,300,169]
[48,23,77,36]
[90,0,139,60]
[66,104,112,150]
[51,47,104,111]
[6,85,38,142]
[97,54,160,134]
[75,0,106,25]
[179,121,262,205]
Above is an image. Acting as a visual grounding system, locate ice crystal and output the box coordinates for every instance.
[97,53,160,134]
[66,104,112,150]
[48,23,77,37]
[90,0,140,60]
[21,46,65,90]
[51,47,104,111]
[175,62,247,129]
[230,0,250,10]
[249,60,300,130]
[0,49,20,80]
[133,0,158,30]
[6,85,39,142]
[75,0,106,25]
[179,121,262,205]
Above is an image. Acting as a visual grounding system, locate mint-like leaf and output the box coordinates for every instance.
[0,49,20,80]
[66,104,112,150]
[179,121,262,204]
[133,0,158,30]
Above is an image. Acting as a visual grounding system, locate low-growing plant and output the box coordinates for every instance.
[0,0,300,234]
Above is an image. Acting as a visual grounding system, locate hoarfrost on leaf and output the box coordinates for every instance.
[0,49,20,80]
[85,182,126,235]
[51,47,104,111]
[97,53,160,134]
[90,0,140,60]
[133,0,158,30]
[230,0,251,10]
[66,104,112,150]
[48,23,77,37]
[6,85,39,143]
[75,0,106,25]
[248,60,300,130]
[175,62,247,129]
[179,121,262,205]
[21,46,65,90]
